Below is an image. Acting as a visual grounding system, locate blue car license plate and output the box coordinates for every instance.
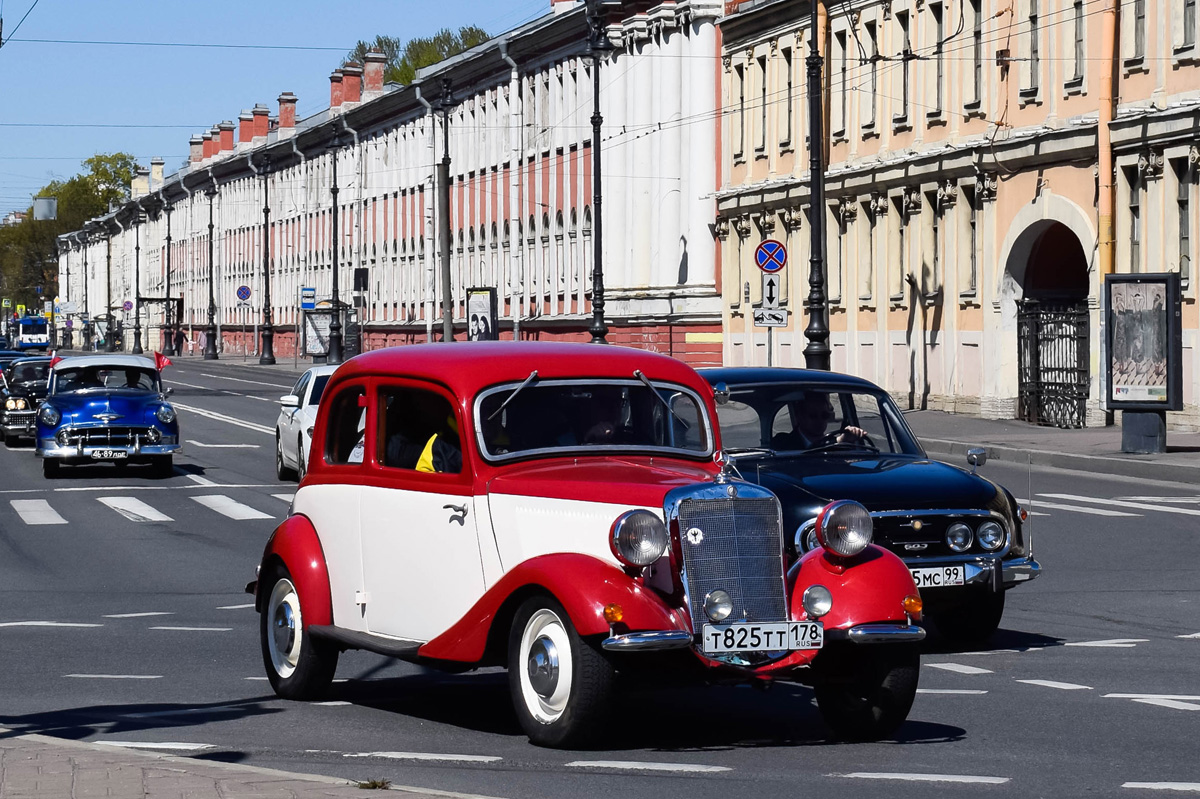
[90,449,128,460]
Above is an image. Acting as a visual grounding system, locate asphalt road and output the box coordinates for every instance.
[1,358,1197,799]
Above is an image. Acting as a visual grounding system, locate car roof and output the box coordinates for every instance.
[335,341,708,396]
[303,364,340,378]
[699,366,884,392]
[52,354,157,371]
[10,356,51,364]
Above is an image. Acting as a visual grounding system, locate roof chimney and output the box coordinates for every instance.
[252,104,270,140]
[202,130,217,161]
[364,50,387,98]
[189,136,204,164]
[342,63,363,105]
[238,110,254,151]
[330,69,345,109]
[131,166,151,199]
[150,157,164,190]
[277,92,298,138]
[218,120,236,156]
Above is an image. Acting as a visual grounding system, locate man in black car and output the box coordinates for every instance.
[772,392,868,450]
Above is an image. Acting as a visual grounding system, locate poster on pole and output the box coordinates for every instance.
[467,287,498,341]
[303,310,332,357]
[1104,272,1182,410]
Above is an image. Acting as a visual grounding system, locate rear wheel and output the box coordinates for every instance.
[259,565,338,700]
[296,436,307,482]
[41,458,59,479]
[275,433,294,480]
[814,645,920,741]
[932,590,1006,643]
[508,596,615,748]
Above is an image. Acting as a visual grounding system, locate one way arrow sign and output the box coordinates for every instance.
[762,274,780,309]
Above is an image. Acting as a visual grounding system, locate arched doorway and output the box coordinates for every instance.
[1013,222,1091,427]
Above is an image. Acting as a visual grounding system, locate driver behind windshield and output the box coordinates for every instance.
[772,392,867,451]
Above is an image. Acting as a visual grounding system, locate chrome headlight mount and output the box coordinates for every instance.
[155,404,176,424]
[815,500,874,558]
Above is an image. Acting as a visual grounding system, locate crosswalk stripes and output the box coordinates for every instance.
[8,494,276,526]
[10,499,67,525]
[190,495,273,521]
[1021,494,1200,519]
[98,497,173,523]
[1018,497,1140,518]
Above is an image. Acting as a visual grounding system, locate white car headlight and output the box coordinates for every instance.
[977,520,1006,551]
[4,399,14,410]
[609,510,669,568]
[802,585,833,618]
[38,405,60,427]
[815,500,873,558]
[15,398,26,410]
[156,404,176,424]
[946,522,974,553]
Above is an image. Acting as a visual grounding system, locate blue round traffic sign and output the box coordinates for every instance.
[122,300,133,311]
[236,285,252,301]
[755,240,788,273]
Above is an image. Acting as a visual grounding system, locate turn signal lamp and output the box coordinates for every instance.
[903,595,923,615]
[603,603,624,624]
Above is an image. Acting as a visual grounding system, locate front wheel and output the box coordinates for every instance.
[152,455,173,478]
[296,436,307,482]
[814,645,920,741]
[932,590,1006,643]
[275,434,294,481]
[259,565,338,700]
[508,596,615,748]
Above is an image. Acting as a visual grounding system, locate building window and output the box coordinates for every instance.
[859,201,875,300]
[1071,0,1085,84]
[970,0,983,105]
[896,12,911,124]
[931,4,944,117]
[1026,0,1040,95]
[836,31,848,136]
[1177,159,1192,286]
[1135,0,1147,57]
[734,64,745,161]
[781,48,794,146]
[1186,0,1197,47]
[865,22,879,129]
[890,195,906,299]
[961,186,979,296]
[1128,167,1142,270]
[757,55,768,153]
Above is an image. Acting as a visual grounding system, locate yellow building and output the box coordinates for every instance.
[717,0,1200,428]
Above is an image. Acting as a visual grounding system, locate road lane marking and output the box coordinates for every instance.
[150,626,233,632]
[244,676,269,680]
[345,752,502,763]
[1039,494,1200,517]
[186,440,261,449]
[191,495,272,520]
[0,621,103,628]
[838,773,1009,785]
[1017,497,1140,517]
[271,493,294,503]
[316,701,352,706]
[65,674,162,679]
[102,612,173,618]
[10,499,67,525]
[926,663,993,675]
[1116,496,1200,504]
[172,402,274,434]
[917,689,989,694]
[565,761,731,773]
[169,379,277,404]
[1106,694,1200,700]
[187,474,218,487]
[217,604,254,610]
[1130,698,1200,711]
[200,373,293,389]
[1177,633,1200,639]
[97,741,215,751]
[1016,679,1092,690]
[1066,639,1149,648]
[1124,783,1200,792]
[98,497,173,523]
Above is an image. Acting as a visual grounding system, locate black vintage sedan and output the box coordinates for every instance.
[1,355,51,445]
[702,367,1040,643]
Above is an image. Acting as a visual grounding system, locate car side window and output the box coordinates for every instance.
[309,375,330,406]
[850,393,899,453]
[715,400,765,449]
[325,386,367,465]
[376,386,461,474]
[292,373,311,403]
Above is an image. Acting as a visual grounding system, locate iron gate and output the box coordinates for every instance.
[1017,299,1090,428]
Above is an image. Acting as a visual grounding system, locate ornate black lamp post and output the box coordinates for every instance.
[204,186,219,360]
[327,130,344,364]
[259,156,276,364]
[132,209,145,354]
[802,0,831,370]
[162,205,175,356]
[436,78,455,343]
[586,0,616,343]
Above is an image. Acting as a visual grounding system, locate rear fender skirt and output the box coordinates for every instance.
[419,553,687,663]
[787,544,919,630]
[255,514,333,628]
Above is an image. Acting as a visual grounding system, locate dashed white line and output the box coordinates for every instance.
[1125,783,1200,791]
[149,626,232,632]
[345,752,502,764]
[316,701,352,706]
[271,493,294,503]
[1017,497,1140,517]
[1106,694,1200,701]
[926,663,994,675]
[172,401,274,434]
[187,474,218,487]
[244,676,269,681]
[1039,494,1200,517]
[917,689,989,695]
[1016,679,1092,690]
[102,612,173,619]
[1130,698,1200,711]
[10,499,67,525]
[97,741,215,751]
[98,497,173,523]
[1177,633,1200,639]
[200,373,293,389]
[1116,496,1200,504]
[186,440,261,449]
[838,773,1009,784]
[217,603,255,610]
[566,761,731,773]
[0,621,103,628]
[65,674,162,680]
[191,495,272,520]
[1066,639,1149,648]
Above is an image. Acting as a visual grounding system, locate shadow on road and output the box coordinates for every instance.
[919,626,1065,656]
[0,697,282,741]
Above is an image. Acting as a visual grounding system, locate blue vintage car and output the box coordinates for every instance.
[36,354,180,478]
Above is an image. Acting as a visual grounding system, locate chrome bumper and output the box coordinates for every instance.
[905,555,1040,592]
[602,631,694,652]
[37,440,181,459]
[829,623,927,644]
[1001,556,1041,588]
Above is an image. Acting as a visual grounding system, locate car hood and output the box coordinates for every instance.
[487,456,719,507]
[46,391,169,426]
[7,380,47,399]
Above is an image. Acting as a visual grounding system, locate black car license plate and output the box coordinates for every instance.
[90,449,129,460]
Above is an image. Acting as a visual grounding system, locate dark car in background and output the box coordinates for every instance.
[702,367,1040,643]
[1,356,51,445]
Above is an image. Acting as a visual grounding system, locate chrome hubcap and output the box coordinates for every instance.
[272,602,295,656]
[526,635,560,698]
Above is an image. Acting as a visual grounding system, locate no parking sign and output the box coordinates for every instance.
[755,239,787,273]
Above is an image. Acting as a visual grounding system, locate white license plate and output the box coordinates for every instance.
[90,449,128,460]
[701,621,823,653]
[910,565,966,588]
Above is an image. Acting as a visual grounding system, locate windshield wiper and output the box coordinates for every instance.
[633,369,690,431]
[803,440,880,455]
[487,370,538,421]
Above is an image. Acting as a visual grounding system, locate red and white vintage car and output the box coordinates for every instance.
[249,342,926,747]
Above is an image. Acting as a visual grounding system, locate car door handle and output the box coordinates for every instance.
[443,503,468,525]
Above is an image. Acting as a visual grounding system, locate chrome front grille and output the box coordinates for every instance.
[676,494,787,633]
[58,426,151,446]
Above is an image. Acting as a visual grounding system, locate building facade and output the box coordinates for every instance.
[718,0,1200,427]
[57,1,725,365]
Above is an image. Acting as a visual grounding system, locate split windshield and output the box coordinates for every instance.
[53,366,160,394]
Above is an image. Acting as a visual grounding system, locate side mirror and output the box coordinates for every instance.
[163,386,174,397]
[712,382,730,406]
[279,394,301,409]
[966,447,988,472]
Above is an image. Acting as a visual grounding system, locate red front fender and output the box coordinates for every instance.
[255,514,333,629]
[787,544,920,630]
[419,553,688,663]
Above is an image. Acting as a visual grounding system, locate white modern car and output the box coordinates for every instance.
[275,365,338,481]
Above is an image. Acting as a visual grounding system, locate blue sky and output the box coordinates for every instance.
[0,0,552,216]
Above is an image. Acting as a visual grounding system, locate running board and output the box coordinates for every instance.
[308,625,424,661]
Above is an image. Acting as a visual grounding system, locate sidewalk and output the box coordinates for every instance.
[0,730,484,799]
[906,409,1200,485]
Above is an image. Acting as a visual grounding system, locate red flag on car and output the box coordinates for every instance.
[154,351,172,371]
[49,350,63,368]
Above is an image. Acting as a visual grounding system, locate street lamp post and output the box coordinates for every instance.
[132,210,144,354]
[260,156,276,364]
[328,131,344,364]
[82,233,90,350]
[204,187,219,360]
[802,0,831,370]
[436,78,455,343]
[586,0,614,344]
[162,205,175,356]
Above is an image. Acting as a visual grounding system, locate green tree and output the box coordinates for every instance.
[345,26,491,87]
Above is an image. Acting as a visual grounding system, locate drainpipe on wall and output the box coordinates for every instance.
[415,86,437,343]
[291,137,309,356]
[1098,0,1119,276]
[500,37,522,341]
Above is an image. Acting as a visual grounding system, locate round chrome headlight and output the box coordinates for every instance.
[946,522,973,553]
[703,590,733,622]
[4,399,15,410]
[815,500,873,558]
[55,429,69,445]
[156,404,176,424]
[38,405,60,427]
[977,520,1006,551]
[802,584,833,618]
[796,523,820,553]
[15,398,26,410]
[610,510,669,568]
